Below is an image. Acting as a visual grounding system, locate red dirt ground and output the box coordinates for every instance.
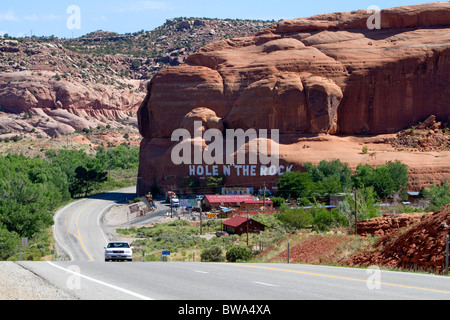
[258,204,450,274]
[270,234,359,265]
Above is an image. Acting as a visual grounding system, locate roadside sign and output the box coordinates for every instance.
[129,204,140,213]
[162,251,170,256]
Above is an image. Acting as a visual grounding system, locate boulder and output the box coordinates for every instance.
[177,21,191,31]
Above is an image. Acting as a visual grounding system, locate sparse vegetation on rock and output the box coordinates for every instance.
[0,18,275,143]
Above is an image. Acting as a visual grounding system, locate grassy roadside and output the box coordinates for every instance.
[116,217,374,266]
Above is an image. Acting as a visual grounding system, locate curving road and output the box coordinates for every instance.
[13,187,450,301]
[53,187,137,262]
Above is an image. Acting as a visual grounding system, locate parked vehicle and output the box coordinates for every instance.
[215,231,229,237]
[171,198,180,207]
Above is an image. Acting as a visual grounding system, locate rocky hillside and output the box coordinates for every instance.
[0,18,274,141]
[255,204,450,274]
[64,18,275,79]
[348,204,450,273]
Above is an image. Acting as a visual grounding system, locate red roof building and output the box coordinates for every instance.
[222,216,266,236]
[203,194,254,210]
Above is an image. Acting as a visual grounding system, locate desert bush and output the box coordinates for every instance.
[200,246,225,262]
[226,246,253,262]
[270,197,285,208]
[421,183,450,212]
[277,207,313,231]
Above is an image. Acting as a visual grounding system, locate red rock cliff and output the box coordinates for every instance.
[137,2,450,195]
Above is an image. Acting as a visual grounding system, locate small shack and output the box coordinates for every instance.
[241,200,274,211]
[218,207,236,219]
[222,216,266,236]
[407,191,421,204]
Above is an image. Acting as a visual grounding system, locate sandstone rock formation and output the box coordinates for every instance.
[356,212,432,237]
[0,71,143,136]
[137,2,450,195]
[349,204,450,273]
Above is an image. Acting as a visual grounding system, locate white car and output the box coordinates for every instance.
[104,242,133,262]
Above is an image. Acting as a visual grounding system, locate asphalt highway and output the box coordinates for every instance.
[15,187,450,301]
[18,261,450,300]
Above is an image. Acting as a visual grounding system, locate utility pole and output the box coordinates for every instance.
[263,182,266,208]
[441,223,449,275]
[446,234,449,276]
[199,201,203,235]
[246,214,250,246]
[354,189,358,235]
[287,240,290,264]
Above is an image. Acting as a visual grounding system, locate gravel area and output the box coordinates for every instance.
[0,262,77,300]
[103,201,172,229]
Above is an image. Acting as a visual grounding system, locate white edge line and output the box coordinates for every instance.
[47,262,153,300]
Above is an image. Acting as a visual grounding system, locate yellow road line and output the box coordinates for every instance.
[75,201,100,261]
[230,264,450,295]
[64,206,80,240]
[64,200,100,261]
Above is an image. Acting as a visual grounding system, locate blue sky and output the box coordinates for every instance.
[0,0,433,38]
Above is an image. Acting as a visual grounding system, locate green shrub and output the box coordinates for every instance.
[421,183,450,212]
[311,208,348,231]
[226,246,253,262]
[200,246,225,262]
[270,197,285,208]
[278,207,313,231]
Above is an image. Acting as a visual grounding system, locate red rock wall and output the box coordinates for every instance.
[137,3,450,195]
[337,48,450,134]
[139,2,450,138]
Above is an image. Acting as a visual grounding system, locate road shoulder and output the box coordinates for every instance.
[0,262,77,300]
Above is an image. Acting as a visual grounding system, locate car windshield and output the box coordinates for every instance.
[107,243,130,248]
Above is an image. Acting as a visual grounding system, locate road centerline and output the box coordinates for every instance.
[229,264,450,295]
[74,200,101,261]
